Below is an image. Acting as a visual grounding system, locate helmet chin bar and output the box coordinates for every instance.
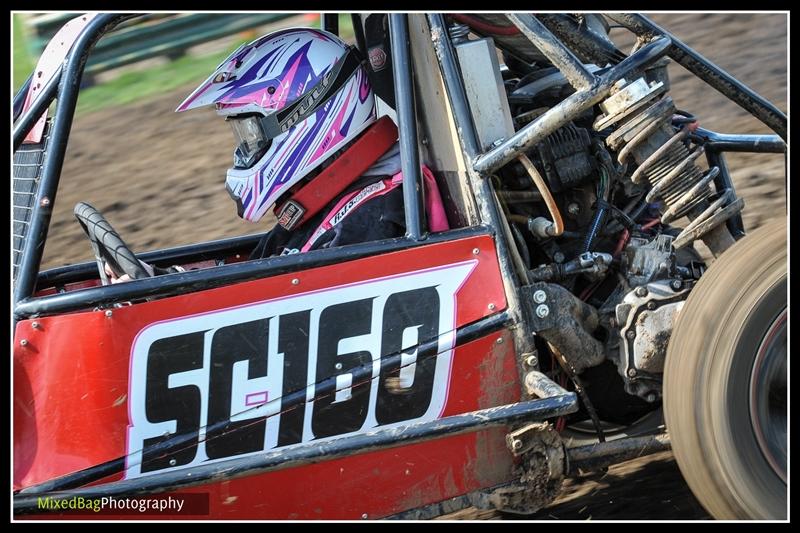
[226,183,247,220]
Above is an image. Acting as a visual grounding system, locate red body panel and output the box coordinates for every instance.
[184,331,519,520]
[14,235,520,518]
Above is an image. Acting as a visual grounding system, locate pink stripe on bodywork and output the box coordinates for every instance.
[245,391,269,406]
[22,13,98,144]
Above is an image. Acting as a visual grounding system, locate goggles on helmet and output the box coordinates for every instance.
[226,114,273,169]
[225,47,363,169]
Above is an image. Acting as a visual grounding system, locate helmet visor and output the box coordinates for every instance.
[227,115,272,169]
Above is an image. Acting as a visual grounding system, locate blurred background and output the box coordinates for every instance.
[12,13,786,271]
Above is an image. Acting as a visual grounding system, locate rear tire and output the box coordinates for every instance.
[664,219,787,519]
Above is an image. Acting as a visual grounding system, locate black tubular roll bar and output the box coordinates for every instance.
[697,128,786,238]
[15,390,577,513]
[432,12,784,251]
[508,14,595,91]
[390,14,427,240]
[12,73,33,123]
[12,69,61,152]
[12,14,138,307]
[321,12,338,35]
[12,13,429,309]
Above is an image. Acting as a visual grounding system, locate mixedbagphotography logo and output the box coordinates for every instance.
[32,494,210,516]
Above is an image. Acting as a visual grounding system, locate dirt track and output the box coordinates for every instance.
[439,451,710,520]
[34,14,787,521]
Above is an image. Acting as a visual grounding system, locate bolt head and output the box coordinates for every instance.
[533,290,547,304]
[488,303,496,311]
[20,339,28,347]
[472,247,480,255]
[31,321,40,329]
[362,513,369,520]
[291,278,300,285]
[553,252,565,263]
[626,330,636,339]
[567,203,581,216]
[169,458,177,466]
[496,337,504,344]
[536,304,550,318]
[105,310,113,318]
[40,197,50,207]
[671,279,682,290]
[647,301,657,310]
[525,355,538,367]
[635,286,648,297]
[335,362,343,371]
[627,368,637,377]
[646,392,658,402]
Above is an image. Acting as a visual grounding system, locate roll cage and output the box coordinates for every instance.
[12,13,785,321]
[11,14,786,515]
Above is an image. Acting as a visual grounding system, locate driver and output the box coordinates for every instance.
[107,27,448,282]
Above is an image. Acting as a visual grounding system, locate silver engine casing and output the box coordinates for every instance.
[615,279,690,401]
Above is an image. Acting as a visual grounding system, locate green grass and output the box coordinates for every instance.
[337,14,355,43]
[74,43,249,115]
[15,13,357,116]
[13,14,35,94]
[75,13,355,116]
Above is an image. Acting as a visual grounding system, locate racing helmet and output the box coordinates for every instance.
[177,28,376,222]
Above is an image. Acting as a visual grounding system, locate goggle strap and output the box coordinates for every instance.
[260,48,363,139]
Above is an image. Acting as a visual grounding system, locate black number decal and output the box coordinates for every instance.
[277,310,311,446]
[141,332,205,473]
[376,287,440,424]
[312,298,374,438]
[206,319,269,459]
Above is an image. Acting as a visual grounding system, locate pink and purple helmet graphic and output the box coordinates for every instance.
[177,28,376,223]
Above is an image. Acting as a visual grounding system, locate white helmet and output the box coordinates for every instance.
[177,28,376,222]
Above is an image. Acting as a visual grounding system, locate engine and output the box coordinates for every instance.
[489,34,742,409]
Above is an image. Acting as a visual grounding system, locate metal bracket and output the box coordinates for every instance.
[489,422,567,515]
[521,282,606,373]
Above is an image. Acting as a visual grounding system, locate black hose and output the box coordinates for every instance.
[582,203,607,253]
[605,195,647,235]
[510,222,532,269]
[551,344,606,443]
[582,166,609,253]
